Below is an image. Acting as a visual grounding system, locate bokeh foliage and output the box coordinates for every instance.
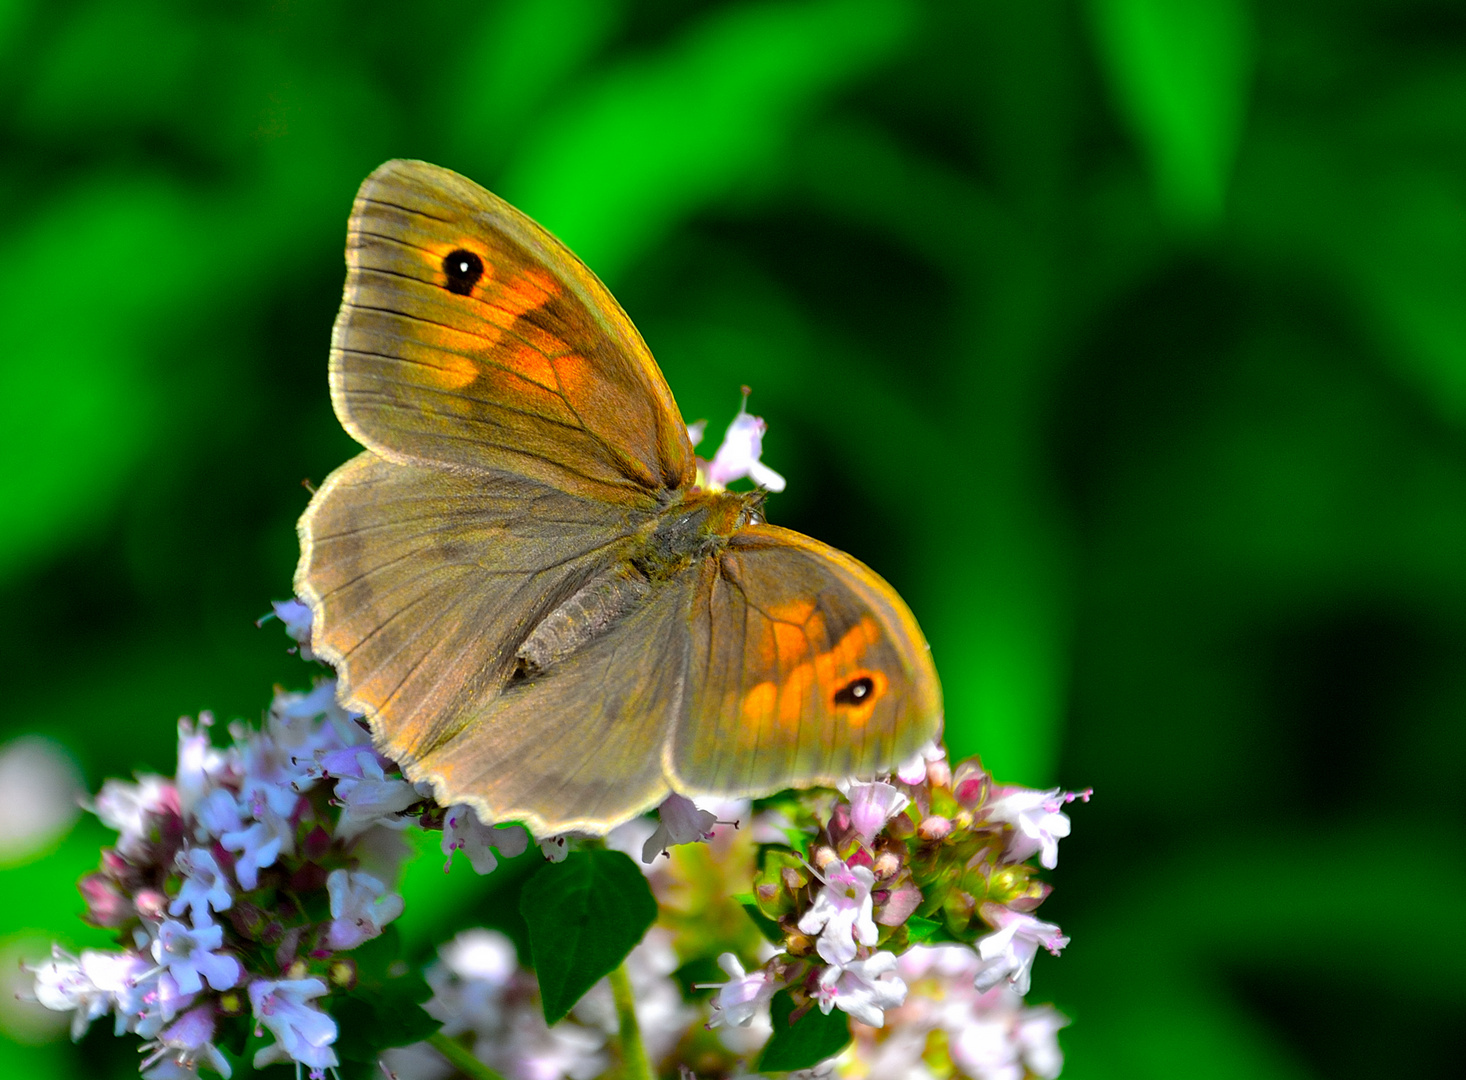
[1,0,1463,1076]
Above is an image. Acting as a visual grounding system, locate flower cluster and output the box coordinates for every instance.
[840,945,1069,1080]
[677,743,1087,1076]
[23,675,499,1079]
[393,748,1085,1080]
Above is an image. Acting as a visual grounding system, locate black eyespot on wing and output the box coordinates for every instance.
[443,249,484,295]
[833,676,875,707]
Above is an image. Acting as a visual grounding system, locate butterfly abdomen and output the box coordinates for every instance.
[515,566,651,677]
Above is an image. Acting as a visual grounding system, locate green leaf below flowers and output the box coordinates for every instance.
[519,848,657,1024]
[733,890,786,945]
[757,987,852,1072]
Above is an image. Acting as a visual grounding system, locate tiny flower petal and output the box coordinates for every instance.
[986,785,1089,869]
[169,848,233,926]
[152,919,242,995]
[441,805,528,874]
[837,779,910,844]
[894,739,946,786]
[641,793,718,863]
[797,859,878,966]
[704,397,786,492]
[972,904,1069,996]
[814,952,907,1028]
[325,869,405,951]
[699,953,778,1029]
[249,978,338,1074]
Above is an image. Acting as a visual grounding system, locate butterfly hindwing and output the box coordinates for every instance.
[670,525,943,797]
[296,450,650,773]
[332,159,695,504]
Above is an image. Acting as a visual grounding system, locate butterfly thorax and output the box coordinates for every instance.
[632,487,760,580]
[514,488,758,679]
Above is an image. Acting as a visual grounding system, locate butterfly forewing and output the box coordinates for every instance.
[332,160,694,503]
[670,525,943,797]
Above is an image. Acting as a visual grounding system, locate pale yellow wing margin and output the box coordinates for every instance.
[668,524,943,797]
[405,574,695,836]
[332,160,695,503]
[295,451,649,779]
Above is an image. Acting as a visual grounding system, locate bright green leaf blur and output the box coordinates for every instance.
[1,1,1463,1078]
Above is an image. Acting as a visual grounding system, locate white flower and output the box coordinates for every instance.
[139,1005,232,1079]
[797,859,878,966]
[1016,1003,1069,1078]
[442,804,529,874]
[123,970,194,1039]
[837,779,910,844]
[169,848,232,926]
[703,395,786,492]
[426,928,520,1037]
[895,740,946,785]
[220,818,286,892]
[539,834,570,862]
[151,919,242,995]
[249,978,338,1076]
[26,946,112,1040]
[332,753,420,841]
[267,598,315,659]
[92,775,175,858]
[325,869,405,950]
[174,715,227,817]
[199,786,295,891]
[985,785,1089,869]
[699,953,778,1029]
[641,793,717,863]
[814,952,907,1028]
[972,904,1069,996]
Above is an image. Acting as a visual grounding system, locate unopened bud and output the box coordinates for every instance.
[952,758,988,808]
[872,851,901,880]
[784,932,816,958]
[918,815,953,841]
[134,889,168,921]
[328,958,358,990]
[945,889,976,927]
[810,845,838,872]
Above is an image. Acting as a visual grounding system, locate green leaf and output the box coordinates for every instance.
[733,891,787,945]
[518,848,657,1024]
[1087,0,1253,229]
[905,914,943,945]
[757,988,851,1073]
[334,971,439,1062]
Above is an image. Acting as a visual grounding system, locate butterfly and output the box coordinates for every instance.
[295,160,942,837]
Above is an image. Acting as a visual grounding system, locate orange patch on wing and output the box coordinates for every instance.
[776,664,815,727]
[431,351,480,390]
[500,267,558,317]
[505,342,557,391]
[759,598,820,667]
[741,680,777,723]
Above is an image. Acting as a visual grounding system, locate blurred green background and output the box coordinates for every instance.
[2,0,1464,1076]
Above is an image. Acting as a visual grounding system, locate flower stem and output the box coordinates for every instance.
[609,959,654,1080]
[427,1029,508,1080]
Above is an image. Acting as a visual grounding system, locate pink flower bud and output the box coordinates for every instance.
[918,816,953,841]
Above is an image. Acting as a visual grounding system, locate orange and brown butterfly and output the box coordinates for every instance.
[295,160,942,838]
